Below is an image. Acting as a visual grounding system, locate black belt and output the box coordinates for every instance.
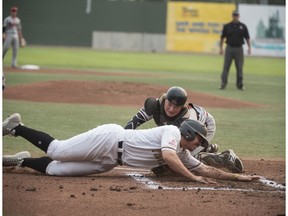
[117,141,123,166]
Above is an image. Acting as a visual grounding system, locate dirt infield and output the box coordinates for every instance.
[3,68,285,216]
[3,68,263,108]
[3,160,285,216]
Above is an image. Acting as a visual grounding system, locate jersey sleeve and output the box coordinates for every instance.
[204,112,216,142]
[3,18,9,27]
[124,107,153,129]
[161,126,181,152]
[177,149,202,171]
[243,24,250,40]
[189,104,216,143]
[220,24,227,39]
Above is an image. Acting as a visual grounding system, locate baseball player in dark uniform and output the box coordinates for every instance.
[124,86,244,174]
[3,113,259,183]
[219,10,251,90]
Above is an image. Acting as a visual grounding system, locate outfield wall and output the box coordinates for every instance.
[239,4,285,57]
[166,2,285,57]
[166,2,235,54]
[3,0,166,47]
[3,0,285,56]
[92,32,166,52]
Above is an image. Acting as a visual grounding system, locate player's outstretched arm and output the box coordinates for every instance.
[162,150,216,184]
[194,163,260,182]
[124,108,151,129]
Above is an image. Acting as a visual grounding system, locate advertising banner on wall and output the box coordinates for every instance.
[238,4,285,57]
[166,2,235,53]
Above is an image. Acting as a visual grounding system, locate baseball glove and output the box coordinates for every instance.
[20,38,26,47]
[151,165,176,177]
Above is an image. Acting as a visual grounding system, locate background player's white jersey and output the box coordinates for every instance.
[3,16,21,34]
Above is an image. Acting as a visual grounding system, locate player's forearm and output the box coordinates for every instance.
[18,31,23,40]
[124,108,150,129]
[246,38,251,49]
[219,38,224,49]
[196,164,242,181]
[162,151,199,181]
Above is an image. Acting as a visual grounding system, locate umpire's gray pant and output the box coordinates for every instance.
[221,45,244,88]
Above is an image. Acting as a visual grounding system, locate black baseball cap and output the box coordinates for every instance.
[232,10,239,16]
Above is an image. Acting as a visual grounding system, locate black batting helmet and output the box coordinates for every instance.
[166,86,187,106]
[179,119,209,148]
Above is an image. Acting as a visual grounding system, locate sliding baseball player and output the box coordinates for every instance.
[3,113,259,183]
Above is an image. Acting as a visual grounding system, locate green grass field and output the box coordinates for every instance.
[3,46,285,159]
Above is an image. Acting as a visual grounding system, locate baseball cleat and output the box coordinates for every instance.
[199,149,244,173]
[3,151,31,167]
[3,113,23,136]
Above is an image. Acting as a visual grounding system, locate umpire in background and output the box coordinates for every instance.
[219,10,251,91]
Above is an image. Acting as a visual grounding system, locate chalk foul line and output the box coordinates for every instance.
[126,172,285,193]
[259,177,285,190]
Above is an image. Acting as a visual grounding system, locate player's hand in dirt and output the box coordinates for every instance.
[235,174,261,182]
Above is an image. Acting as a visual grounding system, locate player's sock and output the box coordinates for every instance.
[22,157,53,173]
[14,125,55,152]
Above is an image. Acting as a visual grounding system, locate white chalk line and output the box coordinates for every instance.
[259,178,286,190]
[115,167,285,192]
[115,167,150,173]
[126,172,285,193]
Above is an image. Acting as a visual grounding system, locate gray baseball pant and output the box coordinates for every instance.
[221,45,244,89]
[3,33,19,67]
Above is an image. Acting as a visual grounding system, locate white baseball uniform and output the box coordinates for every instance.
[46,124,201,176]
[3,15,22,67]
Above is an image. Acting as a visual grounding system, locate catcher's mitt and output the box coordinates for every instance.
[20,38,26,47]
[151,165,177,177]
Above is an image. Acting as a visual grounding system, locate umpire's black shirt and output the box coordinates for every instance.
[221,21,250,47]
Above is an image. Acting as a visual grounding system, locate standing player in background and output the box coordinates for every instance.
[124,86,244,174]
[219,10,251,91]
[3,6,26,68]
